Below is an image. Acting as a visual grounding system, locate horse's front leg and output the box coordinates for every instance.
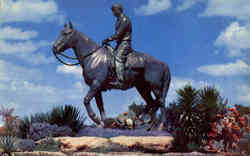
[84,80,102,126]
[95,92,106,126]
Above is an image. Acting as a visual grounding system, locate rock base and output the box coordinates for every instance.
[13,152,242,156]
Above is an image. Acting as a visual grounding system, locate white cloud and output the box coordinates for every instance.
[0,59,43,82]
[215,22,250,57]
[201,0,250,21]
[0,0,64,24]
[198,60,250,76]
[237,85,250,103]
[0,26,38,40]
[19,53,55,65]
[0,40,42,54]
[135,0,171,16]
[56,65,82,78]
[0,59,85,119]
[0,40,55,65]
[177,0,204,11]
[0,40,53,65]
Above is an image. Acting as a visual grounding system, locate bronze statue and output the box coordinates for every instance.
[52,7,171,131]
[102,3,132,86]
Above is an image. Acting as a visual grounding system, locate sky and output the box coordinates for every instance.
[0,0,249,125]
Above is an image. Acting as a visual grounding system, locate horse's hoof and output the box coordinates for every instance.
[157,123,165,131]
[97,121,105,128]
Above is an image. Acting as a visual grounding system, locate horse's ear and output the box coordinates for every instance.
[69,21,73,29]
[64,23,67,28]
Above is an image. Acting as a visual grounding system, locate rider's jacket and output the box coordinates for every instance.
[111,13,132,45]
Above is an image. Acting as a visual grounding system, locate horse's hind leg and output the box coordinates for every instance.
[153,67,171,130]
[136,85,157,125]
[95,92,106,123]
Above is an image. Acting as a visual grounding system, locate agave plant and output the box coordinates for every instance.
[49,105,86,133]
[0,136,17,155]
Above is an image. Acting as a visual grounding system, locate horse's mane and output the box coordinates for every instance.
[75,29,99,49]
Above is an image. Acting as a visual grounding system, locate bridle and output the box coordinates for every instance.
[53,30,102,66]
[53,46,102,66]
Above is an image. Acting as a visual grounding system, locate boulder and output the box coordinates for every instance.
[37,136,173,153]
[53,137,110,153]
[110,136,173,153]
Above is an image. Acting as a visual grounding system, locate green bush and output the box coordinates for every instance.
[169,84,228,152]
[18,104,86,139]
[49,105,86,133]
[18,113,50,139]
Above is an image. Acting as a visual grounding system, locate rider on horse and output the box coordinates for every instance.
[102,3,132,86]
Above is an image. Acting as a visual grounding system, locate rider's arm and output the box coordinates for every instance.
[110,17,129,41]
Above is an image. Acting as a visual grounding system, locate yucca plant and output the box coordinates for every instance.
[171,84,202,152]
[197,86,228,143]
[170,84,228,152]
[49,105,86,133]
[0,136,17,155]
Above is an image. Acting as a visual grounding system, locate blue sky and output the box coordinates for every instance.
[0,0,250,125]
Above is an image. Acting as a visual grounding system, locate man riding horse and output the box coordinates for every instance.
[102,3,132,86]
[52,3,171,130]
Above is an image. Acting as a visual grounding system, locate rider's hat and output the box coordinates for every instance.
[111,3,123,12]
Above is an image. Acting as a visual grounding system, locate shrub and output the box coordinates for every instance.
[0,136,17,155]
[235,104,250,116]
[17,113,52,139]
[0,106,20,137]
[204,107,250,154]
[18,104,86,139]
[27,122,73,141]
[169,84,228,152]
[49,105,86,133]
[128,102,145,117]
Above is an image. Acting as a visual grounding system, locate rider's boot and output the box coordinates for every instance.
[115,60,125,88]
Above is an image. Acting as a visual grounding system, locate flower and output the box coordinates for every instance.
[122,112,128,116]
[246,126,250,133]
[111,122,116,128]
[208,132,217,138]
[228,107,239,117]
[223,120,229,127]
[211,122,217,128]
[232,134,239,142]
[231,123,240,131]
[237,117,246,127]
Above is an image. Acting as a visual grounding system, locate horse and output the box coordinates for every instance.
[52,22,171,130]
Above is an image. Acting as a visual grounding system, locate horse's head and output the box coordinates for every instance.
[53,21,76,54]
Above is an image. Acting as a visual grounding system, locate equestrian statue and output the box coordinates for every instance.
[52,3,171,130]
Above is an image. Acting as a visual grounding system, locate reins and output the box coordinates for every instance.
[53,46,102,66]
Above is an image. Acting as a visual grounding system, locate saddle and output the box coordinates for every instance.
[105,45,145,70]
